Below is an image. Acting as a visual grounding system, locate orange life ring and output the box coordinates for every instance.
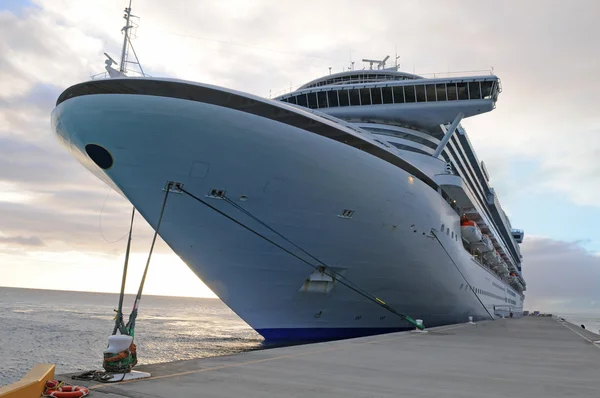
[44,380,89,398]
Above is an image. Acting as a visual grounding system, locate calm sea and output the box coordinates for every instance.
[0,287,263,385]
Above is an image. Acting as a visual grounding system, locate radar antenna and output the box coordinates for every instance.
[104,52,123,78]
[361,55,390,70]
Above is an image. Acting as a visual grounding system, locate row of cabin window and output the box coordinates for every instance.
[492,282,506,292]
[304,73,413,89]
[475,288,505,301]
[440,223,459,242]
[388,141,431,155]
[283,81,496,109]
[378,133,438,150]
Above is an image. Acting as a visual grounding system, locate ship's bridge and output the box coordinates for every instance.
[277,75,501,130]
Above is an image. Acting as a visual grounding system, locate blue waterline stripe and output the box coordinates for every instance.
[256,327,413,342]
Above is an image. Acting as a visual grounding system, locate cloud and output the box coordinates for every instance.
[0,0,599,302]
[0,235,45,246]
[522,236,600,312]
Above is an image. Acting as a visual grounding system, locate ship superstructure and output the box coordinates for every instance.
[276,61,526,296]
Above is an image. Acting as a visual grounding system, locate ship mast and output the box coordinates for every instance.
[119,0,133,73]
[103,0,146,78]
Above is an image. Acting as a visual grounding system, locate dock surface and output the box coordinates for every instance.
[66,317,600,397]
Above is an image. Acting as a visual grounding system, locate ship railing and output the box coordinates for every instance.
[269,69,495,99]
[269,84,305,99]
[91,71,109,80]
[90,68,149,81]
[273,74,410,97]
[417,69,495,79]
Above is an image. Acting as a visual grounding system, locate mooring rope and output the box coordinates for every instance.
[125,182,172,336]
[430,229,494,320]
[113,207,136,336]
[179,186,424,330]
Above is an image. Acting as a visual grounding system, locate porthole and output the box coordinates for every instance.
[85,144,113,170]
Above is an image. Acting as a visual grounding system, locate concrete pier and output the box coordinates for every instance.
[64,317,600,397]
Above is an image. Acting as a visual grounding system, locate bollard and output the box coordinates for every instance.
[468,316,474,324]
[411,319,427,333]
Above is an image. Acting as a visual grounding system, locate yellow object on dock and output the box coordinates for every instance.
[0,364,55,398]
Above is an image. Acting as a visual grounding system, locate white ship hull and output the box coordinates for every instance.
[52,78,522,340]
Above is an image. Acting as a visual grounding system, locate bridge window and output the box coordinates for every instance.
[296,93,308,107]
[481,81,494,99]
[317,91,328,108]
[426,84,436,102]
[457,83,469,100]
[404,85,416,102]
[415,85,426,102]
[436,84,447,101]
[307,92,318,109]
[338,89,350,106]
[360,88,371,105]
[393,86,405,103]
[469,82,481,99]
[284,78,497,110]
[349,89,361,106]
[327,90,339,107]
[382,87,393,104]
[447,83,458,100]
[371,87,383,104]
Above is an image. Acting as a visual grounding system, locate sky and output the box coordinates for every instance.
[1,0,599,314]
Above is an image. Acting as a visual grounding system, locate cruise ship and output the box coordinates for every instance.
[51,8,525,341]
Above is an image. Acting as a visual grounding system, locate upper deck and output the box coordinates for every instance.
[298,69,422,89]
[276,75,500,130]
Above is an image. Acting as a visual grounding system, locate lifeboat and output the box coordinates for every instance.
[484,250,501,265]
[479,234,493,253]
[507,273,524,291]
[469,233,493,253]
[508,275,521,289]
[460,220,482,243]
[495,262,509,277]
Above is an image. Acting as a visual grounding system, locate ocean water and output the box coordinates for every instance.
[0,287,263,385]
[556,313,600,335]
